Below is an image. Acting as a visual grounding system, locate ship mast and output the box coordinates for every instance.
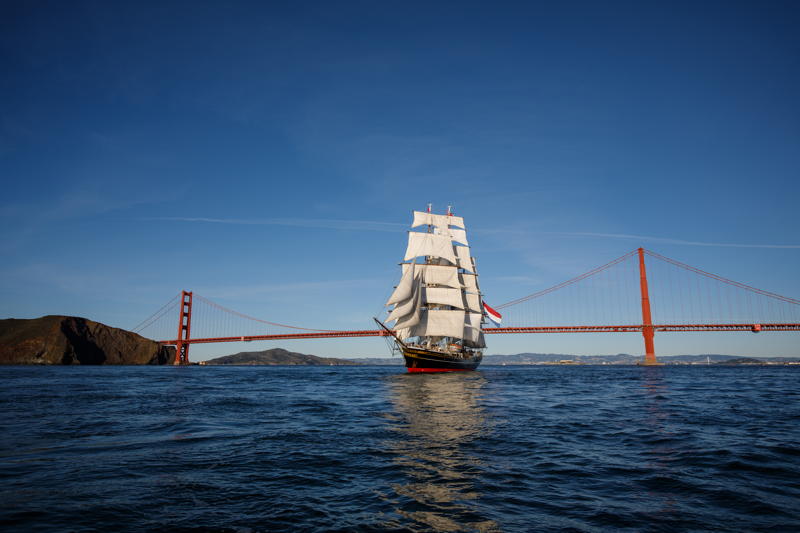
[426,204,433,350]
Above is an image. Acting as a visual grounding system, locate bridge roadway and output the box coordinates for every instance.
[159,323,800,345]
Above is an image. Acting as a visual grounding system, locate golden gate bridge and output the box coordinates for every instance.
[132,248,800,365]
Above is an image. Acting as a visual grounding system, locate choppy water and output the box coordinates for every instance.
[1,365,799,532]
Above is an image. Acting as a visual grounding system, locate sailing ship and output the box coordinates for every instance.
[375,206,486,372]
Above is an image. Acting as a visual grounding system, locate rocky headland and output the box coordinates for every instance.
[0,316,174,365]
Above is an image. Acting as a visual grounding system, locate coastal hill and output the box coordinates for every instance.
[0,316,174,365]
[484,353,799,364]
[204,348,360,366]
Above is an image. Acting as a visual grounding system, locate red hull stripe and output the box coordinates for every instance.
[406,367,474,373]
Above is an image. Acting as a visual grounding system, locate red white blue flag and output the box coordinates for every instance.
[483,302,502,325]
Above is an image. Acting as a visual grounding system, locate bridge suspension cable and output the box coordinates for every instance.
[492,248,800,330]
[644,249,800,305]
[192,294,340,333]
[496,249,638,309]
[131,293,180,335]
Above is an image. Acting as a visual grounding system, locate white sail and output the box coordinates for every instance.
[423,287,465,309]
[386,262,415,306]
[463,327,486,348]
[463,292,482,313]
[460,273,478,292]
[447,215,465,229]
[394,312,421,330]
[386,288,417,323]
[411,211,431,228]
[409,309,466,339]
[404,232,457,264]
[455,246,473,271]
[412,211,446,230]
[466,312,483,329]
[394,287,423,330]
[402,263,460,288]
[447,228,469,246]
[463,312,486,348]
[412,211,465,230]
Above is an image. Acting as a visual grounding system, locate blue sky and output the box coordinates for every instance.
[2,1,799,360]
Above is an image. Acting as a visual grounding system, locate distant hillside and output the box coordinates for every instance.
[345,356,403,365]
[483,353,797,364]
[332,353,799,366]
[483,353,637,365]
[716,357,765,365]
[204,348,360,366]
[345,353,766,365]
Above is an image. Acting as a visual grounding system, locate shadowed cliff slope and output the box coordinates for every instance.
[0,316,174,365]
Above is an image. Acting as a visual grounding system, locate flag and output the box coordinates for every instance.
[483,302,502,325]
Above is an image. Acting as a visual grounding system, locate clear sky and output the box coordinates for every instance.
[2,1,799,360]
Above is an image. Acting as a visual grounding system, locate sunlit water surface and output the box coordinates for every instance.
[1,365,799,532]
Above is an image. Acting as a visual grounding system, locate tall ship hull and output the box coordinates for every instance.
[402,346,483,372]
[377,206,491,373]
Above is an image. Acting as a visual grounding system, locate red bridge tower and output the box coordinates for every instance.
[638,248,660,365]
[174,291,192,365]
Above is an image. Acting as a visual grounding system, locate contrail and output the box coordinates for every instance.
[145,216,405,232]
[555,232,800,249]
[148,219,800,248]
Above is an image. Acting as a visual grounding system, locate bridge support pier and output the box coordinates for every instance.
[638,248,660,365]
[174,291,193,365]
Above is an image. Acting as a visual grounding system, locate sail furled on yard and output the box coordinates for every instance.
[386,209,486,346]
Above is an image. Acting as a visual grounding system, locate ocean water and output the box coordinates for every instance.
[1,365,799,532]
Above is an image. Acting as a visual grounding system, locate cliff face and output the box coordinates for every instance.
[0,316,174,365]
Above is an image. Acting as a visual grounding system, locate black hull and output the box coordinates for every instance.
[401,346,482,372]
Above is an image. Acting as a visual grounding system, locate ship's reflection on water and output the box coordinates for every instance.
[381,372,498,532]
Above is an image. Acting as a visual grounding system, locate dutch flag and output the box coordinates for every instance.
[483,302,502,325]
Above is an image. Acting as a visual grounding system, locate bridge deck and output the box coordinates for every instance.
[158,323,800,345]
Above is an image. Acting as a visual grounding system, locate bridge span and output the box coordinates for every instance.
[132,248,800,365]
